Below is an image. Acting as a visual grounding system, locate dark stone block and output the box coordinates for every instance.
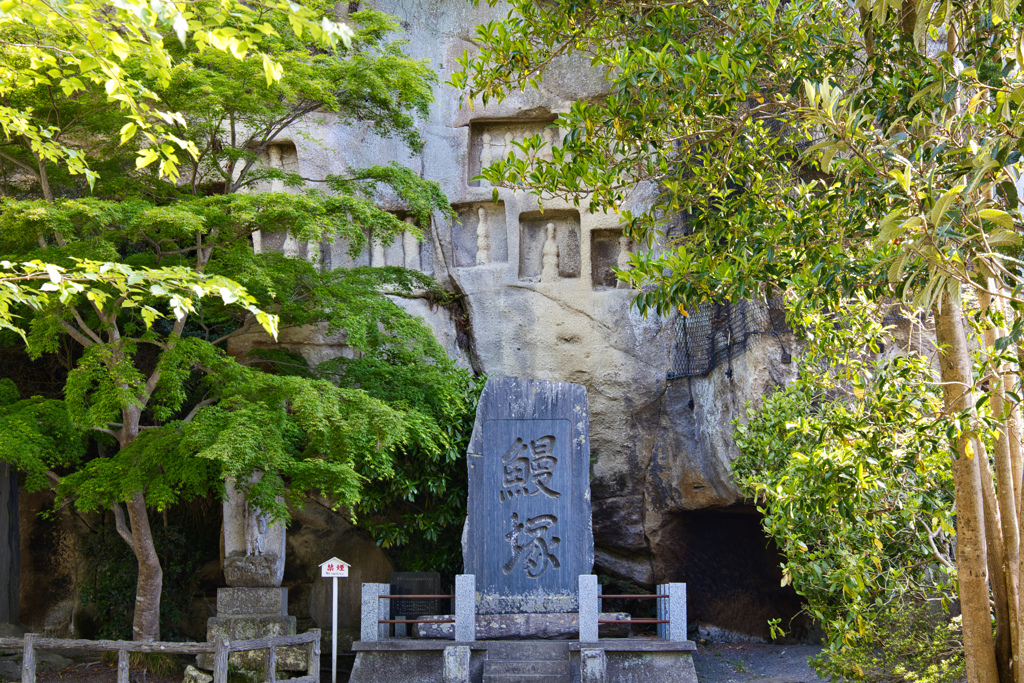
[463,376,593,614]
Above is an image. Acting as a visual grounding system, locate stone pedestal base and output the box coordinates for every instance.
[349,639,698,683]
[414,612,632,639]
[197,587,306,671]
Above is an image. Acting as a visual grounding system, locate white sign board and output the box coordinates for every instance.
[320,557,350,578]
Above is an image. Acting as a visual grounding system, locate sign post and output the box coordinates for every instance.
[319,557,350,683]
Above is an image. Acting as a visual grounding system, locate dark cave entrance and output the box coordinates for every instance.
[654,504,816,642]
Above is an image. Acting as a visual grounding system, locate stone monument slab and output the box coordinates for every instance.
[463,376,593,614]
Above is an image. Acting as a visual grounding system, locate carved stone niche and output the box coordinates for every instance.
[518,210,581,281]
[254,141,300,190]
[451,202,507,267]
[591,229,633,289]
[469,119,559,187]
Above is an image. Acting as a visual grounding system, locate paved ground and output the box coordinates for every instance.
[693,643,829,683]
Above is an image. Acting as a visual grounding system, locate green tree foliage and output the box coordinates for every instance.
[0,0,353,186]
[456,0,1024,679]
[0,0,470,643]
[734,300,961,680]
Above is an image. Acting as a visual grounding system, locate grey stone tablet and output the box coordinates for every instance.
[463,376,593,614]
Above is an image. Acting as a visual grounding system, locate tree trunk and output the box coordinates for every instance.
[934,296,999,683]
[981,295,1021,683]
[126,492,162,641]
[119,407,163,642]
[978,439,1013,683]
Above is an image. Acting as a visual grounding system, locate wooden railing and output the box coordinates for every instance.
[0,629,321,683]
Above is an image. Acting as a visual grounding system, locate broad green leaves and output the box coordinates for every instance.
[0,0,354,183]
[734,300,960,679]
[0,258,278,340]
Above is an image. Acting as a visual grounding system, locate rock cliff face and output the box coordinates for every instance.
[225,0,811,640]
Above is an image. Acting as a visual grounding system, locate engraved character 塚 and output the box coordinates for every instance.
[502,512,561,578]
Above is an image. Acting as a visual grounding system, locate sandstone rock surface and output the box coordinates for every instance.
[223,0,806,639]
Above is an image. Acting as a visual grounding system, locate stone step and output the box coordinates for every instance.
[483,660,570,676]
[483,641,570,661]
[482,675,569,683]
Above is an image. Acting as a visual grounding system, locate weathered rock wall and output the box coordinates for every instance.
[236,0,809,639]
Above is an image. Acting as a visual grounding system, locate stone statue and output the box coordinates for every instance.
[541,223,559,282]
[542,127,556,162]
[403,216,420,270]
[371,234,386,267]
[222,476,286,587]
[616,235,632,288]
[476,207,491,265]
[480,132,492,186]
[244,504,269,556]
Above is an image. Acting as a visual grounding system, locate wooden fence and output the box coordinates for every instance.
[0,629,321,683]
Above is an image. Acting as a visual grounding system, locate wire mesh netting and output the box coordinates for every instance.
[668,298,789,380]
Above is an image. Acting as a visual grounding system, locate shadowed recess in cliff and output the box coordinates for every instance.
[653,504,817,643]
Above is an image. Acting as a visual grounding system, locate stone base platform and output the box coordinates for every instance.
[197,587,305,671]
[349,638,698,683]
[414,612,633,640]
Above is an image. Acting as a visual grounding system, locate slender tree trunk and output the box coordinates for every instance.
[934,296,999,683]
[119,408,162,642]
[982,292,1020,683]
[978,440,1013,683]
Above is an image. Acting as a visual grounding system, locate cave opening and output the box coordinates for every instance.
[655,503,817,643]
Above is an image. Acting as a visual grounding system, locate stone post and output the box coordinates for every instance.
[578,575,598,642]
[454,574,475,642]
[378,583,390,641]
[442,645,470,683]
[657,583,687,642]
[580,649,606,683]
[360,583,380,642]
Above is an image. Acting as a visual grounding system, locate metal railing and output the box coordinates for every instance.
[0,629,321,683]
[361,575,476,642]
[376,594,455,625]
[578,576,687,642]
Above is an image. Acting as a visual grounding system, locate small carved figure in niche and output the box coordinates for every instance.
[542,127,556,162]
[499,435,560,502]
[268,145,284,194]
[541,222,559,282]
[403,216,420,270]
[476,207,490,265]
[244,503,269,556]
[371,233,386,267]
[503,512,561,578]
[616,234,632,289]
[480,132,492,186]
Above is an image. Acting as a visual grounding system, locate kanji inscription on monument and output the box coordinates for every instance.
[463,376,593,614]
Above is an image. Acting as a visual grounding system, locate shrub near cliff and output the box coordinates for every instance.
[734,301,960,681]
